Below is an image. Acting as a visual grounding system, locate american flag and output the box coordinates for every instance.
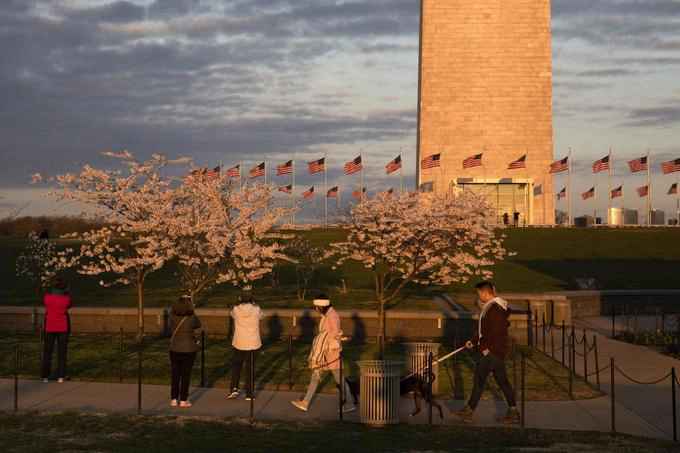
[507,154,526,170]
[307,157,325,173]
[581,187,595,200]
[549,156,568,173]
[302,186,315,198]
[383,187,394,199]
[185,168,206,183]
[636,185,649,197]
[278,184,292,194]
[344,156,362,174]
[206,165,221,180]
[386,155,402,174]
[592,155,610,173]
[353,187,366,199]
[662,158,680,174]
[226,165,240,178]
[668,182,678,195]
[611,186,623,199]
[627,156,647,172]
[557,187,567,200]
[276,160,292,176]
[462,153,483,169]
[420,153,441,169]
[249,162,265,179]
[327,186,339,198]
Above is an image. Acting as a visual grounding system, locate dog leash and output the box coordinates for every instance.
[400,346,467,382]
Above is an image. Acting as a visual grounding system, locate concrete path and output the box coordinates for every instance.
[535,316,679,440]
[0,377,666,439]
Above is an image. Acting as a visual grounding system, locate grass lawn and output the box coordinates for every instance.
[0,333,600,401]
[1,411,678,453]
[2,227,679,311]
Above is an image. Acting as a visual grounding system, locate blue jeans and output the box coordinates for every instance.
[467,351,516,409]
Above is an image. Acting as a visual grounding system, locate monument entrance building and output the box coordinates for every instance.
[416,0,554,225]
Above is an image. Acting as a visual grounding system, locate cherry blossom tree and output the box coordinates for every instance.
[285,236,325,301]
[165,176,290,303]
[331,191,509,351]
[16,231,74,296]
[32,152,189,338]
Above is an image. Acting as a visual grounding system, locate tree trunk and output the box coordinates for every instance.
[135,280,144,340]
[377,298,386,359]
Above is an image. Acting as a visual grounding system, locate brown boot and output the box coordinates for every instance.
[498,407,520,424]
[451,405,474,423]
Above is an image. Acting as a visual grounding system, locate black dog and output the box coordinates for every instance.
[339,375,444,418]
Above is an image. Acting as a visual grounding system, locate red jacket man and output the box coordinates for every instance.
[452,281,519,424]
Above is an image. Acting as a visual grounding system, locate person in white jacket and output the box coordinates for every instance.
[227,291,264,400]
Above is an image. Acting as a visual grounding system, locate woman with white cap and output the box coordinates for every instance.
[291,293,355,413]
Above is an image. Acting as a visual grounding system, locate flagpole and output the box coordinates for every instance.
[568,148,573,227]
[399,147,404,196]
[525,150,529,225]
[264,157,269,215]
[621,179,625,210]
[608,147,612,224]
[360,149,364,200]
[593,181,597,221]
[646,149,651,227]
[323,152,328,228]
[677,176,680,225]
[440,146,444,196]
[239,160,243,189]
[291,158,296,226]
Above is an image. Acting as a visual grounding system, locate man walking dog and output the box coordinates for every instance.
[452,281,519,424]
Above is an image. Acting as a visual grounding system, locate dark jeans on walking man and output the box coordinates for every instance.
[230,348,257,398]
[467,351,516,410]
[42,331,69,379]
[170,351,197,402]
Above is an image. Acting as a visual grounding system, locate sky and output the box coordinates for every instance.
[0,0,679,222]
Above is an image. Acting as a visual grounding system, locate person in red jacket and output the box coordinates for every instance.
[42,277,72,383]
[452,281,519,424]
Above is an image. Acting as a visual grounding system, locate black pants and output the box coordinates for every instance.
[467,351,516,410]
[42,331,69,379]
[230,348,257,397]
[170,351,196,401]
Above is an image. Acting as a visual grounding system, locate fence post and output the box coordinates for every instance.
[288,334,293,391]
[611,304,616,338]
[38,325,43,378]
[339,350,344,421]
[527,308,533,347]
[672,367,677,442]
[512,340,517,394]
[567,335,573,400]
[118,328,124,383]
[534,310,539,348]
[656,306,660,334]
[583,329,588,384]
[593,335,600,390]
[249,349,255,419]
[570,326,576,375]
[610,357,616,433]
[137,347,142,415]
[542,313,546,353]
[200,330,205,387]
[550,327,555,360]
[561,321,565,365]
[520,352,526,428]
[14,344,19,413]
[427,352,433,425]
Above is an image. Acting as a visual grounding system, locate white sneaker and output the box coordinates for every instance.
[179,400,192,408]
[57,378,65,383]
[41,378,48,383]
[226,389,240,400]
[170,399,178,407]
[342,406,357,413]
[290,400,308,412]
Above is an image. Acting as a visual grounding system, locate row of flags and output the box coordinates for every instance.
[212,154,404,180]
[558,182,679,201]
[278,185,388,200]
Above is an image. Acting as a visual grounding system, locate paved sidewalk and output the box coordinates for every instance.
[0,377,667,439]
[535,316,679,440]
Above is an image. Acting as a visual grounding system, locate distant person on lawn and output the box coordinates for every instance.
[227,291,264,401]
[452,281,519,424]
[291,294,355,413]
[42,277,72,383]
[168,296,201,408]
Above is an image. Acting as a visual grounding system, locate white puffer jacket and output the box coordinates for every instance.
[230,303,264,350]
